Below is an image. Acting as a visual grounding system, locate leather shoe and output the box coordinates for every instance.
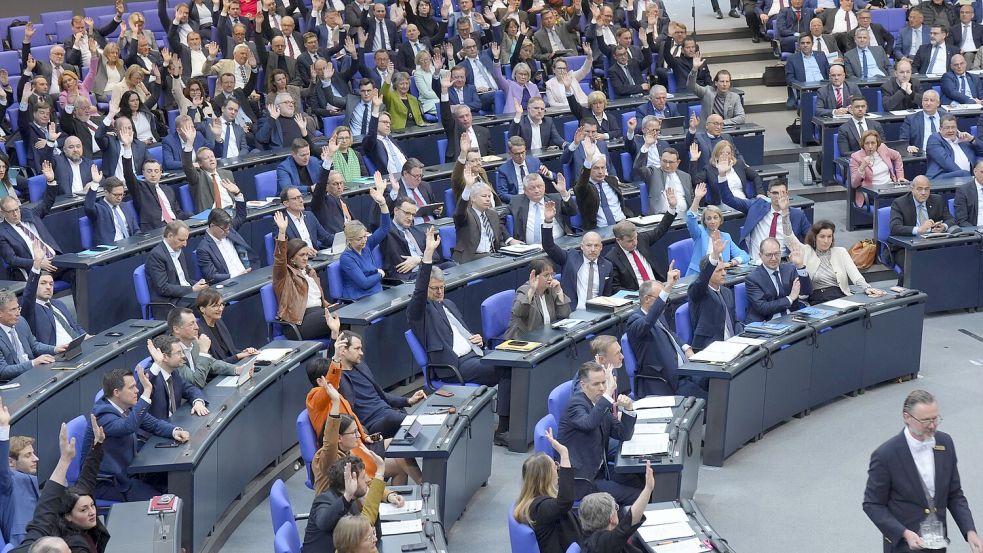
[494,431,509,447]
[715,10,723,18]
[751,35,761,43]
[729,9,740,17]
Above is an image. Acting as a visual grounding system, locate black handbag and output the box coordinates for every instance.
[786,118,801,144]
[763,64,786,86]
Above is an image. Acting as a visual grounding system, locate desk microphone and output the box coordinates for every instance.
[205,404,229,428]
[26,376,58,398]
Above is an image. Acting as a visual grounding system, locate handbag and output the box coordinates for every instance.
[849,239,877,270]
[763,64,786,86]
[786,118,802,144]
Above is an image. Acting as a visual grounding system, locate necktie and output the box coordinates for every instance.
[586,261,596,301]
[795,9,801,22]
[521,87,531,109]
[239,64,247,85]
[480,211,496,251]
[929,46,940,74]
[532,202,542,243]
[519,164,526,181]
[715,289,734,336]
[383,137,404,171]
[655,319,687,362]
[844,11,851,31]
[378,21,388,50]
[19,224,53,258]
[357,103,368,135]
[340,198,352,222]
[858,120,866,135]
[311,53,319,63]
[410,188,431,223]
[8,329,26,362]
[713,94,725,116]
[223,122,233,155]
[113,205,129,239]
[929,115,937,134]
[624,66,636,86]
[212,173,223,209]
[287,37,295,58]
[630,250,651,281]
[768,212,780,238]
[917,203,928,225]
[594,182,617,227]
[772,270,783,296]
[862,49,868,79]
[672,43,681,57]
[963,75,969,97]
[447,308,483,356]
[46,302,78,338]
[158,189,174,223]
[835,87,843,108]
[403,228,422,258]
[166,377,177,417]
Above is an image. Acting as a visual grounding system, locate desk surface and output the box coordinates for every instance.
[385,384,496,459]
[614,397,704,473]
[377,484,448,553]
[887,232,983,250]
[103,500,182,553]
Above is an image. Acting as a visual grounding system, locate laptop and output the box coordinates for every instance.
[319,232,347,256]
[55,334,86,362]
[390,418,423,446]
[660,116,686,132]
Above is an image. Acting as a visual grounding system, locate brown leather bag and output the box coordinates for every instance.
[849,239,877,270]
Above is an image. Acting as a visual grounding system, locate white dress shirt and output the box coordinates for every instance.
[302,273,323,308]
[444,305,473,356]
[575,258,600,309]
[529,121,543,151]
[68,160,84,194]
[156,186,177,223]
[904,426,936,498]
[527,201,564,243]
[948,137,971,171]
[962,24,978,52]
[620,245,654,285]
[831,10,856,34]
[208,172,234,208]
[725,169,748,199]
[38,299,73,346]
[748,207,786,258]
[290,211,313,248]
[209,232,248,278]
[165,242,191,286]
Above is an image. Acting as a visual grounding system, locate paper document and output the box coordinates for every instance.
[380,519,423,536]
[635,408,674,420]
[500,243,543,255]
[401,414,447,426]
[216,375,241,387]
[379,500,423,517]
[643,507,690,526]
[634,396,678,409]
[727,335,766,346]
[652,537,709,553]
[255,348,293,364]
[889,110,918,116]
[633,423,669,434]
[638,521,696,543]
[951,104,983,110]
[627,214,665,226]
[621,433,670,456]
[689,341,749,363]
[831,113,852,119]
[865,112,882,118]
[823,298,864,309]
[552,319,585,330]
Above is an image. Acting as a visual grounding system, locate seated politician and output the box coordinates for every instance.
[849,130,905,208]
[954,161,983,227]
[145,221,208,318]
[557,361,639,504]
[167,307,240,388]
[572,140,633,230]
[0,162,61,281]
[496,137,544,201]
[687,235,742,350]
[0,399,40,547]
[453,181,518,263]
[196,192,258,284]
[715,178,811,258]
[122,158,191,233]
[0,287,60,381]
[607,205,676,293]
[451,135,502,205]
[83,175,139,246]
[301,455,385,553]
[888,176,956,280]
[926,114,983,179]
[195,288,259,363]
[578,466,655,553]
[281,185,333,250]
[691,140,763,206]
[20,255,86,347]
[272,210,333,340]
[381,197,455,281]
[509,173,577,245]
[91,367,190,502]
[339,175,392,301]
[745,237,812,322]
[543,225,612,311]
[684,183,749,276]
[505,259,572,341]
[899,90,941,156]
[626,268,705,398]
[312,139,353,235]
[277,138,321,194]
[140,334,209,421]
[408,229,512,446]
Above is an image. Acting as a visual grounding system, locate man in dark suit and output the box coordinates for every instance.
[361,2,401,53]
[895,9,931,61]
[688,236,741,350]
[899,90,941,154]
[775,0,814,54]
[381,196,454,280]
[310,59,356,118]
[0,168,60,282]
[0,288,59,381]
[297,32,335,88]
[281,186,333,249]
[18,99,57,177]
[211,73,260,129]
[208,100,254,159]
[571,141,634,230]
[444,66,483,114]
[311,151,351,235]
[845,10,895,53]
[408,232,511,444]
[912,26,956,75]
[451,183,516,263]
[394,25,431,73]
[863,390,983,553]
[837,95,886,155]
[509,173,577,244]
[217,1,255,57]
[20,262,85,347]
[122,158,190,233]
[610,46,650,99]
[196,198,257,284]
[926,115,983,179]
[91,367,189,502]
[815,64,863,117]
[745,237,812,323]
[507,97,566,153]
[357,49,395,90]
[954,3,983,67]
[785,35,832,83]
[59,97,104,160]
[557,361,640,504]
[543,222,612,309]
[145,221,209,316]
[52,137,97,197]
[161,115,214,171]
[607,198,676,290]
[626,268,705,398]
[817,0,857,36]
[142,334,209,421]
[83,176,138,247]
[363,110,410,175]
[0,393,42,546]
[625,116,671,179]
[276,139,320,194]
[19,25,81,99]
[255,93,317,151]
[844,29,889,80]
[96,116,148,181]
[439,94,493,163]
[497,137,544,200]
[342,78,377,137]
[954,161,983,227]
[881,59,924,112]
[179,137,237,213]
[889,176,957,274]
[684,113,743,174]
[255,11,303,85]
[636,85,680,119]
[384,159,443,223]
[941,53,983,105]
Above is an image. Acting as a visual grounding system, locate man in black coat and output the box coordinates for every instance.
[888,176,957,279]
[380,196,454,280]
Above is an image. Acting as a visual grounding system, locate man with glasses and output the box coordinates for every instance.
[497,137,545,199]
[381,197,454,280]
[256,92,317,151]
[744,237,810,323]
[685,113,743,175]
[364,94,410,174]
[571,139,633,231]
[141,334,209,422]
[607,205,676,293]
[439,76,493,162]
[276,138,320,194]
[196,191,257,284]
[386,158,442,222]
[311,146,352,234]
[715,179,811,258]
[636,85,680,118]
[122,158,190,233]
[281,185,333,250]
[457,37,499,113]
[626,116,669,179]
[888,176,956,281]
[509,172,577,244]
[926,115,983,179]
[0,162,61,281]
[167,307,240,388]
[508,97,566,157]
[0,288,59,381]
[864,390,983,553]
[83,174,138,247]
[343,79,377,138]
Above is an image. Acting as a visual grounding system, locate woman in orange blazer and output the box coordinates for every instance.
[849,130,905,207]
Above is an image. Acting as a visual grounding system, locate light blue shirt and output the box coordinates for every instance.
[802,54,823,82]
[921,112,939,150]
[859,49,885,78]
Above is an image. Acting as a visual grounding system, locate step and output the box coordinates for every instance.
[697,37,775,64]
[717,59,776,88]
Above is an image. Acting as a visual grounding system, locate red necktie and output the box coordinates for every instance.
[630,250,651,282]
[212,174,223,209]
[287,38,294,58]
[835,87,843,108]
[768,212,780,238]
[411,188,431,223]
[158,189,174,223]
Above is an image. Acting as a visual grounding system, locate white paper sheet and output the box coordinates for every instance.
[822,298,864,309]
[621,433,670,456]
[380,519,423,535]
[727,335,766,346]
[379,500,423,517]
[400,414,448,426]
[255,348,294,364]
[634,396,678,409]
[632,423,669,434]
[638,521,696,543]
[689,341,749,363]
[652,537,708,553]
[635,408,674,420]
[642,507,689,526]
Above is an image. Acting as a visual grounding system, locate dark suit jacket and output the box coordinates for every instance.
[863,431,977,553]
[686,259,740,350]
[776,7,814,40]
[211,87,260,125]
[881,77,924,112]
[496,156,542,200]
[362,114,408,172]
[83,184,139,247]
[605,215,674,291]
[542,228,613,308]
[121,161,189,232]
[572,168,634,231]
[837,118,886,155]
[899,110,938,151]
[508,193,577,241]
[894,25,930,61]
[557,390,636,481]
[181,150,235,212]
[161,129,212,171]
[625,299,687,396]
[815,82,864,117]
[137,367,207,422]
[949,22,983,56]
[208,117,252,158]
[912,43,957,75]
[447,84,483,113]
[784,52,831,83]
[636,101,680,119]
[0,185,59,280]
[925,133,983,178]
[440,100,493,162]
[254,115,316,151]
[59,115,105,160]
[381,224,450,280]
[310,169,348,235]
[286,210,333,249]
[20,269,84,345]
[195,201,258,283]
[361,14,401,51]
[954,180,981,227]
[394,39,432,73]
[889,192,955,238]
[145,241,196,303]
[90,396,176,494]
[407,262,478,370]
[744,262,813,323]
[451,195,509,262]
[684,130,743,174]
[843,24,895,53]
[297,48,335,88]
[0,317,56,381]
[95,127,147,179]
[52,155,96,197]
[508,115,566,151]
[610,60,648,99]
[715,179,812,249]
[276,156,320,194]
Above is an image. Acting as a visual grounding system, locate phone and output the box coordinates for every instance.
[154,442,181,448]
[434,389,454,398]
[369,432,383,443]
[401,544,427,552]
[509,340,529,346]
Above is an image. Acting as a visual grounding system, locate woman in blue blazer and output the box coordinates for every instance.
[684,183,749,276]
[339,174,392,300]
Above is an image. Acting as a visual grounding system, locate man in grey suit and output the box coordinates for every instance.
[452,182,518,263]
[509,173,578,244]
[532,8,581,62]
[0,288,60,381]
[844,29,888,80]
[688,56,745,131]
[167,307,240,389]
[635,147,693,215]
[808,18,841,62]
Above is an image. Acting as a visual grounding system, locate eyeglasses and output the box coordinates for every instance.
[761,251,781,259]
[341,429,360,436]
[286,195,304,201]
[1,207,19,214]
[907,413,942,426]
[407,171,424,179]
[428,285,445,291]
[396,208,418,217]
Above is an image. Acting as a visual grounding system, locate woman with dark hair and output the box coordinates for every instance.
[0,153,29,202]
[265,69,303,113]
[13,417,109,553]
[272,210,334,339]
[195,288,260,363]
[849,129,904,207]
[401,0,448,47]
[506,259,571,340]
[779,198,883,302]
[118,90,163,144]
[177,77,217,123]
[512,428,581,553]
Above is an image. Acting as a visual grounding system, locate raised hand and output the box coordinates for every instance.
[544,199,556,222]
[342,462,358,500]
[693,182,707,203]
[626,117,637,133]
[137,366,153,397]
[490,42,500,59]
[711,235,726,259]
[207,42,220,57]
[513,98,523,117]
[664,185,677,209]
[23,22,35,42]
[161,48,173,66]
[688,113,699,132]
[665,259,680,288]
[273,210,289,233]
[789,278,801,302]
[789,247,803,268]
[689,142,700,161]
[544,427,568,459]
[554,172,567,195]
[692,54,704,69]
[370,89,383,109]
[59,422,76,461]
[267,103,281,119]
[147,338,165,365]
[221,178,241,196]
[90,414,106,445]
[325,309,341,337]
[41,160,54,183]
[459,131,472,157]
[0,397,8,427]
[424,225,440,254]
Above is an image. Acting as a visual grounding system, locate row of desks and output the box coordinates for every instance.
[890,231,983,313]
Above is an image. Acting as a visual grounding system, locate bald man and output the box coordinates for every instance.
[543,218,614,309]
[53,136,97,197]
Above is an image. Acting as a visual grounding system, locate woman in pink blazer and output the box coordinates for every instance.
[490,43,542,115]
[849,130,905,207]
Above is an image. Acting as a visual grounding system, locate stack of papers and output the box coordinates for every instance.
[255,348,294,365]
[499,243,543,255]
[822,298,864,310]
[401,414,448,426]
[643,508,690,526]
[379,500,423,518]
[638,521,696,543]
[621,433,670,456]
[689,341,749,363]
[635,408,674,421]
[380,519,423,535]
[727,335,765,346]
[627,214,665,226]
[634,396,678,409]
[639,508,710,552]
[633,423,669,434]
[652,538,710,553]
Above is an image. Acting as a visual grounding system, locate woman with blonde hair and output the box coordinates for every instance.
[329,126,366,181]
[545,44,592,107]
[849,129,904,207]
[108,64,155,110]
[339,176,392,300]
[412,49,444,117]
[57,60,96,111]
[691,140,763,205]
[333,515,378,553]
[89,41,126,103]
[683,182,748,276]
[513,428,581,553]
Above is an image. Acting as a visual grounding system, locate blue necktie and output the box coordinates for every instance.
[928,46,940,73]
[223,121,232,155]
[862,49,868,79]
[532,202,542,243]
[112,204,129,239]
[594,182,617,227]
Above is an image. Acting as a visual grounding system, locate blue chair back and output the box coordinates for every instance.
[620,333,640,398]
[261,283,286,341]
[265,232,275,266]
[269,480,296,535]
[480,290,515,346]
[674,302,692,345]
[876,206,899,271]
[493,90,505,114]
[734,282,748,322]
[27,175,46,203]
[948,197,955,218]
[533,414,558,458]
[563,120,578,143]
[667,238,694,273]
[273,522,300,553]
[436,138,448,163]
[147,145,163,164]
[79,216,93,250]
[65,415,88,486]
[296,410,317,490]
[547,379,574,423]
[255,170,278,198]
[0,52,19,78]
[133,265,153,319]
[638,181,650,215]
[178,184,194,214]
[444,187,456,218]
[619,151,632,181]
[327,261,345,302]
[438,225,455,260]
[508,502,542,553]
[566,544,582,553]
[322,115,345,137]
